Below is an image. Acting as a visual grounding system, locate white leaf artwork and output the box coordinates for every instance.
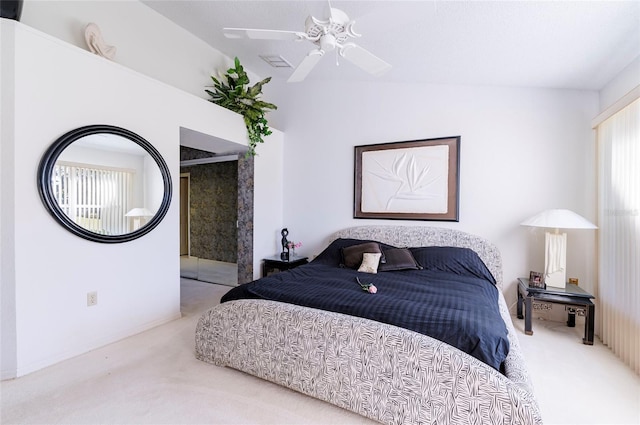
[84,23,116,60]
[361,145,449,214]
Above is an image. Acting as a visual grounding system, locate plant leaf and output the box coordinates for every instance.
[205,57,277,157]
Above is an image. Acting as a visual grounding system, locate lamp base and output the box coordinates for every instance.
[545,269,566,289]
[544,231,567,289]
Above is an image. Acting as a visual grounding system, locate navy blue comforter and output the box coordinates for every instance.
[221,239,510,371]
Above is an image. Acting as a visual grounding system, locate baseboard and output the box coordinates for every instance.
[1,368,17,381]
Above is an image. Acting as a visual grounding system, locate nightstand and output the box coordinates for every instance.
[262,255,309,277]
[517,277,595,345]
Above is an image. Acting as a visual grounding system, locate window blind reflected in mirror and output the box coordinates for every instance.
[53,162,134,235]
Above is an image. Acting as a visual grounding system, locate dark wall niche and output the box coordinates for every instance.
[180,160,238,263]
[180,146,218,161]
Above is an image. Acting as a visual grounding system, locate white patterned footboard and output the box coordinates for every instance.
[195,226,542,424]
[195,298,541,424]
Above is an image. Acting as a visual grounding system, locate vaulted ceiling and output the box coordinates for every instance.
[143,1,640,91]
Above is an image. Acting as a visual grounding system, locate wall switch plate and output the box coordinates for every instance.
[569,278,579,285]
[87,291,98,306]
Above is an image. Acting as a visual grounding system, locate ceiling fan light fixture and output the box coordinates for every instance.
[319,34,337,52]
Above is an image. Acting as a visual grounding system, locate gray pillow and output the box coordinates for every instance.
[341,242,382,269]
[378,247,421,272]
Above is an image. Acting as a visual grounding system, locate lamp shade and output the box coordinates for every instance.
[520,209,597,230]
[125,207,154,218]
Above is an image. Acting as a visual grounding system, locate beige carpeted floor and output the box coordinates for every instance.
[0,279,373,424]
[1,279,638,424]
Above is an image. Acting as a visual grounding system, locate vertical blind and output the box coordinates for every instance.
[596,98,639,374]
[52,162,134,235]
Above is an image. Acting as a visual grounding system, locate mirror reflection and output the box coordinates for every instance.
[38,125,172,243]
[52,134,163,236]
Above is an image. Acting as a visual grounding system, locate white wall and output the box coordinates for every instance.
[253,132,285,276]
[599,55,640,112]
[20,0,261,100]
[266,79,599,305]
[0,20,250,378]
[0,17,19,378]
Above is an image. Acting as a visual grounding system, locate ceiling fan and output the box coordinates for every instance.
[223,5,392,82]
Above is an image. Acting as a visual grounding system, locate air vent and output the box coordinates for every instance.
[260,55,292,68]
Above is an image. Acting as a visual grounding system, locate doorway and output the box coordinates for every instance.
[179,158,239,286]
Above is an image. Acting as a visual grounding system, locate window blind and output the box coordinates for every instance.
[596,98,640,374]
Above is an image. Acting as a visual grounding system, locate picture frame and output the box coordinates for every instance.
[529,271,545,289]
[354,136,460,221]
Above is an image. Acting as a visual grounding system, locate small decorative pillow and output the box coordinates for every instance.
[378,247,422,272]
[313,239,393,267]
[341,242,383,269]
[358,253,382,274]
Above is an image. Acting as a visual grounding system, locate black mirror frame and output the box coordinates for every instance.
[38,125,173,243]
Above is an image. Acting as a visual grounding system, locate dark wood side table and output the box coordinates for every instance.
[262,255,309,277]
[517,277,595,345]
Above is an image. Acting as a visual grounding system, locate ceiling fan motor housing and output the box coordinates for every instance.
[305,7,359,48]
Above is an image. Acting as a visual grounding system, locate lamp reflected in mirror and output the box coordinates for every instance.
[126,207,155,231]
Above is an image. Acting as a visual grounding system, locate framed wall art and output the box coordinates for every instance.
[354,136,460,221]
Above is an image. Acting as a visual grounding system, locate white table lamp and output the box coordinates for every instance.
[521,209,597,288]
[125,207,154,231]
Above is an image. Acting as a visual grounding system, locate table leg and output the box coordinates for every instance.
[517,288,524,320]
[583,303,595,345]
[524,295,533,335]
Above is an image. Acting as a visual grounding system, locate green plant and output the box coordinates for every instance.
[206,57,277,157]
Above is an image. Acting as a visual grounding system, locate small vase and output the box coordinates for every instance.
[290,247,296,258]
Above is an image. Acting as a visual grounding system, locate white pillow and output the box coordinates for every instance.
[358,252,382,274]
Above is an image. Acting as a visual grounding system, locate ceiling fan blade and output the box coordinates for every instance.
[340,43,392,76]
[224,28,307,41]
[325,0,335,20]
[287,50,325,83]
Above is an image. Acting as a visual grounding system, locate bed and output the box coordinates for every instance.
[195,225,542,424]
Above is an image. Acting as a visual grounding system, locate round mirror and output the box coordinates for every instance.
[38,125,172,243]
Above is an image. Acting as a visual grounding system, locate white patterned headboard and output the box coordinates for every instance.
[330,225,503,290]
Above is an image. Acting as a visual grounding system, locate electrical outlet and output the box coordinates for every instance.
[87,291,98,306]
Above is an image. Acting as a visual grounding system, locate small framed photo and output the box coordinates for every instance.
[529,271,545,289]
